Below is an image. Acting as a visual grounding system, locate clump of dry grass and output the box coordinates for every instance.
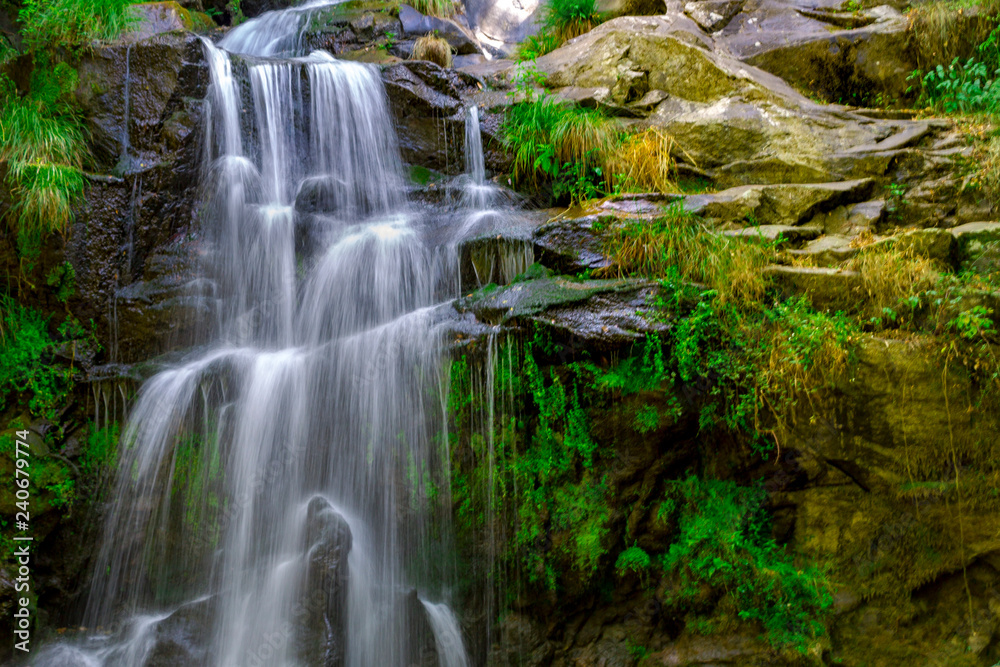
[908,0,1000,70]
[843,240,939,321]
[412,34,452,68]
[609,128,683,194]
[410,0,458,18]
[599,205,774,304]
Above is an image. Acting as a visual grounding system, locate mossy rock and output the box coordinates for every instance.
[952,222,1000,276]
[128,2,216,40]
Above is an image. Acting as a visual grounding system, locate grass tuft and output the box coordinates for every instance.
[0,64,87,243]
[18,0,140,50]
[609,127,681,194]
[503,95,620,201]
[599,205,773,305]
[409,0,459,17]
[515,0,603,60]
[412,33,453,67]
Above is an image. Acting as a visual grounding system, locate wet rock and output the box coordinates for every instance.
[382,61,480,172]
[147,596,217,666]
[459,234,536,287]
[75,32,208,173]
[298,496,352,667]
[533,214,615,275]
[455,276,671,347]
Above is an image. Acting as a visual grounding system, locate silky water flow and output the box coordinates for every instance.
[31,2,521,665]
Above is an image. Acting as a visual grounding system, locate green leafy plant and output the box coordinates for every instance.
[659,476,832,651]
[615,544,651,574]
[0,295,75,419]
[226,0,246,25]
[514,0,603,59]
[502,94,619,202]
[541,0,601,43]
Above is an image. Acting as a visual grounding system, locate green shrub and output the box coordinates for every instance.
[541,0,600,42]
[81,421,120,481]
[615,545,651,574]
[659,476,832,651]
[515,0,602,59]
[911,23,1000,114]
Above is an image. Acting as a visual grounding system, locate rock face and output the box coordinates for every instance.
[0,26,210,662]
[69,31,209,364]
[382,61,482,173]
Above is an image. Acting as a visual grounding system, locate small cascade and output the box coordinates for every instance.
[116,44,134,175]
[218,0,341,57]
[420,599,471,667]
[459,105,497,210]
[455,105,533,287]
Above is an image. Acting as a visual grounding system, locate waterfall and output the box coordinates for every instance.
[36,6,485,666]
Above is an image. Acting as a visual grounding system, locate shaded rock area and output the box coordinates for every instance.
[68,31,210,364]
[442,5,1000,665]
[0,24,212,663]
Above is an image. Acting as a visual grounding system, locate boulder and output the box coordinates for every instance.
[455,276,671,347]
[951,221,1000,275]
[297,496,352,667]
[465,0,542,50]
[67,33,208,362]
[683,0,744,32]
[869,228,956,265]
[683,180,875,226]
[126,2,216,42]
[533,16,937,187]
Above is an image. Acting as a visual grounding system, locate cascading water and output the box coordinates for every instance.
[36,5,491,666]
